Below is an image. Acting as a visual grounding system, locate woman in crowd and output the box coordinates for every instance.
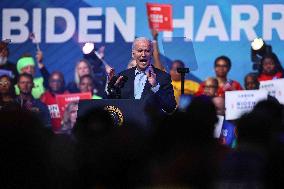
[67,59,97,93]
[197,56,242,97]
[79,74,102,99]
[0,75,19,111]
[257,53,284,81]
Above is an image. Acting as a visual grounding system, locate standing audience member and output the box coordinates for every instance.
[15,51,50,99]
[67,59,101,95]
[170,60,200,103]
[0,41,18,83]
[15,73,51,127]
[0,75,19,111]
[41,71,68,133]
[257,53,283,81]
[198,56,242,97]
[244,72,260,90]
[79,74,102,99]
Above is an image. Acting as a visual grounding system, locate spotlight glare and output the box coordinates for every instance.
[251,38,264,51]
[82,42,94,54]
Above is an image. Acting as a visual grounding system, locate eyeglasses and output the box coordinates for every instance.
[0,81,11,86]
[204,85,218,89]
[215,64,228,68]
[50,79,63,83]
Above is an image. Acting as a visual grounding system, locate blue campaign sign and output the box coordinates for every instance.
[162,37,198,71]
[0,0,284,85]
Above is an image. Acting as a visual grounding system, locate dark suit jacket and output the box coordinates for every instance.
[117,67,176,113]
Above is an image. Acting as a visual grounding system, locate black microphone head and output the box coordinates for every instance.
[121,75,128,82]
[109,75,118,86]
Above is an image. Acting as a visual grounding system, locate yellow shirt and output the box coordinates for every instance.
[172,80,200,104]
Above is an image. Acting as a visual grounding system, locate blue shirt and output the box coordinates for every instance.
[134,68,160,99]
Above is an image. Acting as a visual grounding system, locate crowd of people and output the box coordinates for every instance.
[0,30,284,188]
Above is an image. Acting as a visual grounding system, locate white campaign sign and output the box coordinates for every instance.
[259,78,284,104]
[214,115,224,138]
[225,90,268,120]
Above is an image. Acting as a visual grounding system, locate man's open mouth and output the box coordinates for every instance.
[140,59,147,63]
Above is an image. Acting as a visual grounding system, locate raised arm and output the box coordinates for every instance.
[151,30,166,72]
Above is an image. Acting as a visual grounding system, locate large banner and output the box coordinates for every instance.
[1,0,284,84]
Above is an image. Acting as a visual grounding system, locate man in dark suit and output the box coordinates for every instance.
[108,37,176,113]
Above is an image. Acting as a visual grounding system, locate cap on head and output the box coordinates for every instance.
[17,57,35,73]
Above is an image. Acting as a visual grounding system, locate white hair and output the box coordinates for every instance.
[132,37,153,51]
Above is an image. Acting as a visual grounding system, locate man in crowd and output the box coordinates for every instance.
[244,72,259,90]
[40,71,68,133]
[201,77,219,97]
[15,73,51,128]
[170,60,200,103]
[0,41,18,83]
[15,51,49,99]
[108,37,176,113]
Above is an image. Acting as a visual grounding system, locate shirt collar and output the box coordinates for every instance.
[135,65,152,75]
[135,67,145,75]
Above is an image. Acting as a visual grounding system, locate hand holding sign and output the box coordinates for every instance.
[146,3,173,31]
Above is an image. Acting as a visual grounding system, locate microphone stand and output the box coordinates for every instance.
[177,68,190,95]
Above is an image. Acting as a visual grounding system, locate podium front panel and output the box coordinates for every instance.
[78,99,149,128]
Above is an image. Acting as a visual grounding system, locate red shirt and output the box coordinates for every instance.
[258,72,283,82]
[197,79,243,97]
[40,90,69,132]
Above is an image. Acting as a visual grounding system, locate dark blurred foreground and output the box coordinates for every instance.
[0,96,284,189]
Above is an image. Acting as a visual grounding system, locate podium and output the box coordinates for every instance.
[78,99,149,128]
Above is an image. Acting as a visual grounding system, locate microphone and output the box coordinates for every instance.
[107,75,128,99]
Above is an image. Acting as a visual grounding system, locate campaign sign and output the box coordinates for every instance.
[56,92,92,118]
[146,3,173,31]
[214,115,224,138]
[225,90,268,120]
[259,78,284,104]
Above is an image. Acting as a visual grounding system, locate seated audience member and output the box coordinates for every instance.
[212,96,237,148]
[244,72,260,90]
[0,41,18,83]
[0,75,19,111]
[15,51,49,99]
[15,73,51,127]
[198,56,242,97]
[170,60,200,103]
[40,71,68,133]
[257,53,284,81]
[59,101,78,135]
[200,77,219,97]
[79,74,102,99]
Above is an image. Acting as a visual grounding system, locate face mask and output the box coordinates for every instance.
[0,56,7,65]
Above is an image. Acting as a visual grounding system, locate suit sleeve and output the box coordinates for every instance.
[154,73,177,113]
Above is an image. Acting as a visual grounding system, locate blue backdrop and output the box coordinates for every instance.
[1,0,284,86]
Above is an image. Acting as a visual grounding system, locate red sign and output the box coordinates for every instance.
[146,3,173,31]
[56,92,92,119]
